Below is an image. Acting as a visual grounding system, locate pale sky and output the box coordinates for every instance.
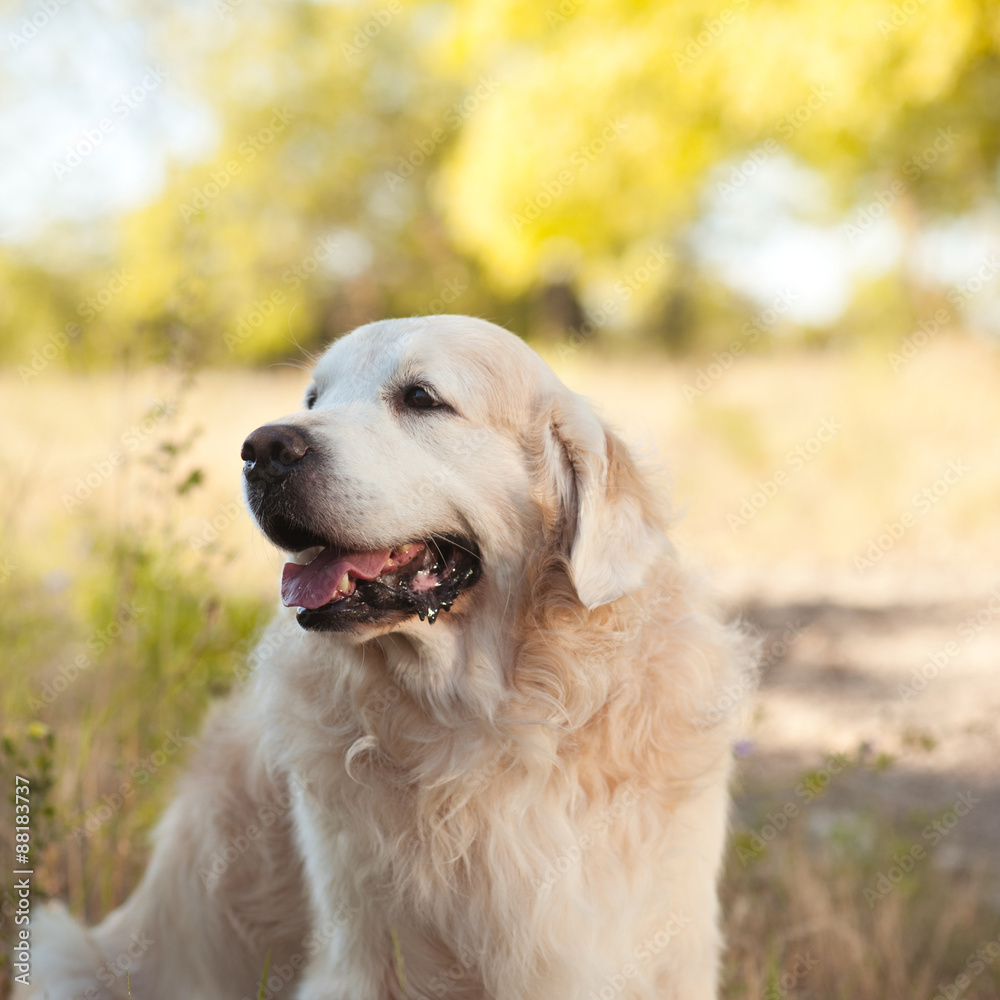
[2,0,998,333]
[0,0,215,242]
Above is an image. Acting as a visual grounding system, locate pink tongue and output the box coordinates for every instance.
[281,548,392,609]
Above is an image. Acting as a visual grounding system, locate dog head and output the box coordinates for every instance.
[241,316,665,638]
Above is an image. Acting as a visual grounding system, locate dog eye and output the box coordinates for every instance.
[304,387,318,410]
[403,385,442,410]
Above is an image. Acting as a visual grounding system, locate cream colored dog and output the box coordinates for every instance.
[23,316,750,1000]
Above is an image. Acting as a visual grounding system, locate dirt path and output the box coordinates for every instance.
[717,562,1000,869]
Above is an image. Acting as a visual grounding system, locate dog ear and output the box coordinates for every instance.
[549,394,665,610]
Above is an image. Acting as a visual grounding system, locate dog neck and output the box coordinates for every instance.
[369,581,520,726]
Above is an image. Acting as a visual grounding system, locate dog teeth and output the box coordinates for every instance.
[337,572,351,594]
[390,542,425,569]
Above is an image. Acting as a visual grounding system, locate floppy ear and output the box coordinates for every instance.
[549,393,666,610]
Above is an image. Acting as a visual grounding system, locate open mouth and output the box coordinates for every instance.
[280,536,480,631]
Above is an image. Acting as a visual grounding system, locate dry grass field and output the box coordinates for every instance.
[2,334,999,998]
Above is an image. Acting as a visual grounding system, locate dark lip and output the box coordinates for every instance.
[244,489,332,553]
[290,535,482,633]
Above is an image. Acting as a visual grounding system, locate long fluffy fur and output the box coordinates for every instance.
[19,317,752,1000]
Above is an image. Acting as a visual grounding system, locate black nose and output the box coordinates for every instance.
[241,424,312,484]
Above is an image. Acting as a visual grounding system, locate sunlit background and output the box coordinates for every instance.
[2,1,1000,997]
[4,0,1000,359]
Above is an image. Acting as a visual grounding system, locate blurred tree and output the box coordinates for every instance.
[104,1,515,365]
[440,0,998,288]
[1,0,999,367]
